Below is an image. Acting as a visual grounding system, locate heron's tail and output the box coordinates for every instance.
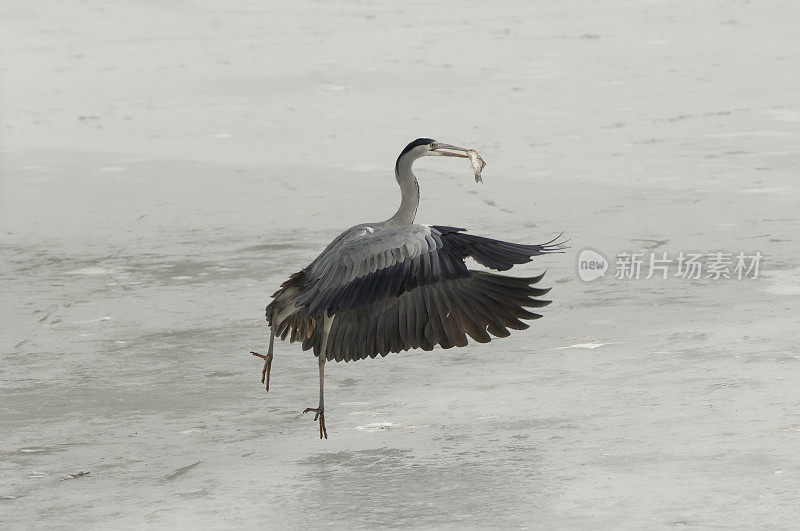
[266,271,315,342]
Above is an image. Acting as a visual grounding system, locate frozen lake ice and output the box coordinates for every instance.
[1,0,799,528]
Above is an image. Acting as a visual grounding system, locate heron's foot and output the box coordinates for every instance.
[250,351,273,392]
[303,407,328,439]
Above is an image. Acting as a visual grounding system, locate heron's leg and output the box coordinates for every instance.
[303,315,332,439]
[303,352,327,439]
[250,326,275,392]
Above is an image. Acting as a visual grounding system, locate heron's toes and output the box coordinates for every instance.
[302,407,320,420]
[303,408,328,439]
[250,351,273,392]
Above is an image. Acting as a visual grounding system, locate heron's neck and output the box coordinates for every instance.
[386,157,419,226]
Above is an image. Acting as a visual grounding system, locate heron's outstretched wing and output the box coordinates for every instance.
[285,224,563,319]
[301,270,552,361]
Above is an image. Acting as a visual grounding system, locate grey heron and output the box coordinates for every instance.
[251,138,564,439]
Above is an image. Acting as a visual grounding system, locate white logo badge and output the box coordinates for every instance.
[578,249,608,282]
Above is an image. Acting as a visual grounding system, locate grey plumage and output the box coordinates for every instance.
[268,226,561,362]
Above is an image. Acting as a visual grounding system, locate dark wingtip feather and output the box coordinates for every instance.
[538,231,571,253]
[528,270,547,284]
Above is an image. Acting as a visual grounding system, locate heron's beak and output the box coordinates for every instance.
[430,143,470,158]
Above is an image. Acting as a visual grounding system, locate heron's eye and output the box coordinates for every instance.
[429,143,436,149]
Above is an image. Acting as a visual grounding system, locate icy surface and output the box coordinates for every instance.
[1,0,799,528]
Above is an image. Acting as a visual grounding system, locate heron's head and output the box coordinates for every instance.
[397,137,470,165]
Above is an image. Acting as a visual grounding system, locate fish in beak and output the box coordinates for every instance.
[429,142,486,182]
